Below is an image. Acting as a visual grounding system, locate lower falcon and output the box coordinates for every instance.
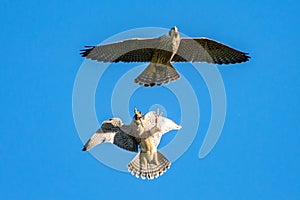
[82,108,181,179]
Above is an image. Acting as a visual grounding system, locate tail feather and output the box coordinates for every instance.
[134,63,180,87]
[128,150,170,180]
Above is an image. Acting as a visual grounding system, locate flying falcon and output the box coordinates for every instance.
[82,108,181,180]
[81,26,250,87]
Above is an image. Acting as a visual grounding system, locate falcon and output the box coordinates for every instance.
[82,108,181,179]
[81,26,250,87]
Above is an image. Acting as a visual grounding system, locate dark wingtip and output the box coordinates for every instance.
[229,52,251,64]
[242,52,251,61]
[82,146,87,151]
[80,46,95,57]
[246,53,251,61]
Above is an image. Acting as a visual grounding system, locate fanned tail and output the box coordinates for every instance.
[128,150,170,180]
[134,63,180,87]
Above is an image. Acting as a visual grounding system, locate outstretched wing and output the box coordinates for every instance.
[82,118,138,152]
[172,38,250,64]
[139,111,181,139]
[80,38,162,63]
[156,115,181,135]
[153,115,182,146]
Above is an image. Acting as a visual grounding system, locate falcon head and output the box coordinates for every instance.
[169,26,179,38]
[134,107,143,120]
[133,107,146,129]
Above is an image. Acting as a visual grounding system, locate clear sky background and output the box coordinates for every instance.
[1,0,299,199]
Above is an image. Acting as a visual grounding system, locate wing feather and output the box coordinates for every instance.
[82,118,138,152]
[80,38,162,62]
[172,38,250,64]
[140,111,181,139]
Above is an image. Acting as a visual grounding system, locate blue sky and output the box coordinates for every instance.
[1,0,299,199]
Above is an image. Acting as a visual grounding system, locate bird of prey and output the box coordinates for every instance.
[82,108,181,179]
[81,26,250,87]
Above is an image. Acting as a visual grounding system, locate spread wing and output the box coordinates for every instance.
[141,111,181,138]
[82,118,138,152]
[80,38,162,63]
[172,38,250,64]
[151,115,182,147]
[141,112,181,147]
[156,115,182,135]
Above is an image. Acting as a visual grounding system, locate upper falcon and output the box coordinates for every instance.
[81,26,250,87]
